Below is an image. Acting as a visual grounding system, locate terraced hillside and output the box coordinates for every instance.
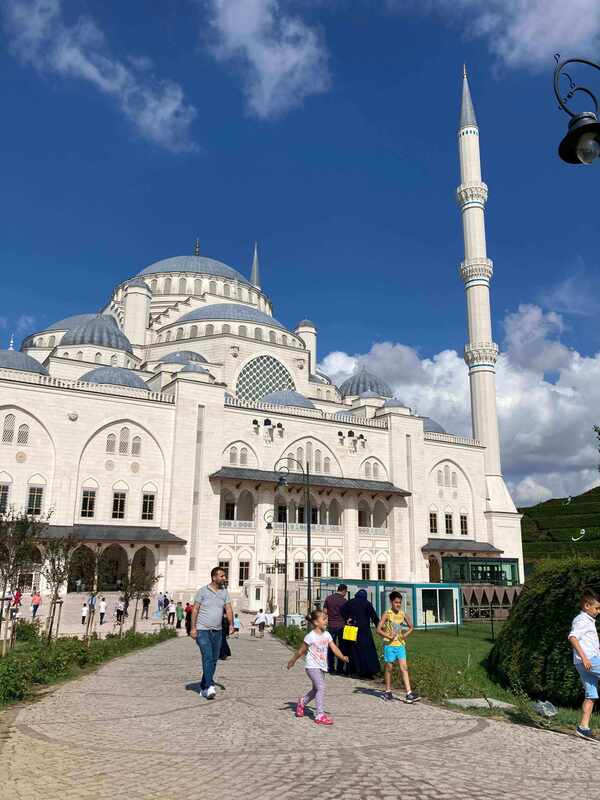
[519,486,600,570]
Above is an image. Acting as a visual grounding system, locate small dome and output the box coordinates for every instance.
[384,398,409,408]
[125,277,149,289]
[0,350,48,375]
[423,417,447,434]
[157,350,208,365]
[261,390,316,409]
[339,366,392,398]
[80,366,148,390]
[62,316,133,353]
[177,303,288,331]
[359,390,383,399]
[138,255,251,285]
[180,363,209,374]
[297,319,315,328]
[45,313,97,332]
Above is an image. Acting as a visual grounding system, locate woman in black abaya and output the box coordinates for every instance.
[341,589,380,679]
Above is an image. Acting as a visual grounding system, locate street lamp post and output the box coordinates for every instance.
[264,505,289,626]
[554,55,600,164]
[274,457,312,612]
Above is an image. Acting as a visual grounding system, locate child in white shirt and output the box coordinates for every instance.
[568,588,600,741]
[287,609,348,725]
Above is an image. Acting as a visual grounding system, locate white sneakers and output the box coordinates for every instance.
[203,685,216,700]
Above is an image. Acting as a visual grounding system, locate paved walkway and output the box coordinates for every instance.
[0,631,598,800]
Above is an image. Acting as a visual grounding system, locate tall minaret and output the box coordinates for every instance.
[250,242,261,289]
[457,67,501,479]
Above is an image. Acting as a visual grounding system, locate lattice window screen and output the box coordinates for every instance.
[235,356,295,403]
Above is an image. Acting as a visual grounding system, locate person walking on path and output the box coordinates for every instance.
[568,588,600,741]
[116,598,125,625]
[31,589,41,619]
[81,602,88,626]
[167,600,176,626]
[98,597,107,625]
[341,589,380,679]
[254,609,268,638]
[184,602,193,636]
[176,601,184,629]
[324,584,348,674]
[190,567,233,699]
[376,591,420,703]
[157,593,164,613]
[142,594,150,620]
[233,613,242,638]
[287,609,349,725]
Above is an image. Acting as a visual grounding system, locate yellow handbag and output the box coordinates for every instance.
[342,624,358,642]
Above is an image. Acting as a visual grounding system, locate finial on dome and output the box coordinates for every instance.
[250,241,261,289]
[194,238,200,257]
[463,63,467,79]
[459,64,477,129]
[8,333,14,351]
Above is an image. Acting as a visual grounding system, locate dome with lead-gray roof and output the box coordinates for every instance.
[384,398,409,408]
[422,417,447,434]
[80,366,148,390]
[339,366,392,398]
[260,390,316,409]
[180,363,210,374]
[177,303,289,331]
[157,351,207,365]
[61,316,133,353]
[45,313,97,332]
[0,350,48,375]
[138,255,251,285]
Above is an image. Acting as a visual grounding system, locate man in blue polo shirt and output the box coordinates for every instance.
[190,566,233,699]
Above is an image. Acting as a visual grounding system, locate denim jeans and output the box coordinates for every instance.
[196,629,222,690]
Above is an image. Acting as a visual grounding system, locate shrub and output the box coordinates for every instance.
[15,619,41,643]
[272,625,305,650]
[488,557,600,707]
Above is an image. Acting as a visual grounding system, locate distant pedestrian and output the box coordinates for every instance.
[116,598,125,624]
[142,595,150,620]
[99,597,107,625]
[376,591,420,703]
[176,601,184,629]
[157,593,164,612]
[323,584,348,674]
[184,602,193,636]
[81,602,88,626]
[31,589,41,619]
[13,588,22,608]
[569,588,600,741]
[190,567,233,700]
[254,608,268,638]
[233,613,241,638]
[287,609,348,726]
[167,601,176,626]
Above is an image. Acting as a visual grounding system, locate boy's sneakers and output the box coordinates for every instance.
[295,698,305,717]
[315,713,334,725]
[576,725,597,742]
[204,686,216,700]
[405,691,421,704]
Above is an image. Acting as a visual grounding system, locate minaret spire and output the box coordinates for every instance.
[456,67,501,482]
[8,333,14,351]
[194,238,200,257]
[250,241,261,289]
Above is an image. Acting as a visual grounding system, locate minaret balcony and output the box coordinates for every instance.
[459,258,493,285]
[464,342,499,368]
[456,181,488,208]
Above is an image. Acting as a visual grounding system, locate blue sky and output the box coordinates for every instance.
[2,0,600,504]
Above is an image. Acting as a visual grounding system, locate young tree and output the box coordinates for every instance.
[0,510,48,654]
[118,565,161,636]
[39,532,81,642]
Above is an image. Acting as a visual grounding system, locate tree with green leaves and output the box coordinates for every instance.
[117,563,161,636]
[38,532,82,642]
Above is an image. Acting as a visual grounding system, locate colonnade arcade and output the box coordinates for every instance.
[65,543,158,593]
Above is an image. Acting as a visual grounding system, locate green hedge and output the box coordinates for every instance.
[0,628,177,707]
[488,557,600,707]
[273,624,305,651]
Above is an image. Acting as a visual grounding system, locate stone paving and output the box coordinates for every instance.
[0,630,599,800]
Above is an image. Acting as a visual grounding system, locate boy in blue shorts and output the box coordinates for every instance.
[376,591,420,703]
[568,588,600,741]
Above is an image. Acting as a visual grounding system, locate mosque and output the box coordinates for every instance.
[0,71,523,619]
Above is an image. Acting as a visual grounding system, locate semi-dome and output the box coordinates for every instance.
[45,313,97,332]
[138,255,250,286]
[157,350,208,365]
[297,319,315,328]
[0,350,48,375]
[180,363,210,374]
[260,390,316,409]
[422,417,447,434]
[177,303,288,331]
[339,366,392,398]
[61,315,133,353]
[80,366,148,390]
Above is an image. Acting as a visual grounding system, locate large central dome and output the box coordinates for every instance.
[137,255,250,285]
[177,303,288,330]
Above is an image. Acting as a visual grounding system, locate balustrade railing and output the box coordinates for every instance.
[358,526,389,535]
[424,431,482,447]
[224,395,388,429]
[218,519,255,529]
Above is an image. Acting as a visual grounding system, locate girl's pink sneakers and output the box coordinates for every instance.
[295,698,305,717]
[315,713,334,725]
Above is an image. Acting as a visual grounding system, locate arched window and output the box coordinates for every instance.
[329,499,341,525]
[269,331,276,343]
[287,452,294,471]
[194,278,202,295]
[444,465,451,487]
[451,472,457,488]
[224,284,231,297]
[254,328,263,340]
[373,462,380,479]
[76,351,83,360]
[37,338,44,347]
[206,324,214,336]
[190,325,198,338]
[178,277,187,294]
[437,470,443,486]
[297,446,304,466]
[131,436,142,457]
[251,292,257,304]
[314,449,322,472]
[240,447,248,466]
[229,446,238,465]
[222,324,231,334]
[110,354,118,366]
[235,354,295,403]
[151,279,157,293]
[63,352,70,359]
[358,500,371,528]
[209,280,217,294]
[17,424,29,445]
[95,352,102,363]
[373,500,387,528]
[164,277,172,294]
[306,442,313,469]
[2,414,15,443]
[325,390,331,400]
[106,433,116,454]
[239,325,247,337]
[281,335,288,346]
[365,462,371,478]
[323,457,331,474]
[48,335,56,347]
[176,327,183,340]
[166,331,172,342]
[119,427,130,455]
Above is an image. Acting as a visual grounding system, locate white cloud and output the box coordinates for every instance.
[203,0,330,119]
[3,0,197,152]
[319,303,600,506]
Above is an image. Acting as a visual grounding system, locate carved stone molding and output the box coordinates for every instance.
[459,258,493,283]
[464,342,499,366]
[456,181,488,207]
